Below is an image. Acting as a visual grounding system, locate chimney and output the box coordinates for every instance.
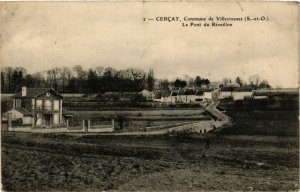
[22,86,27,97]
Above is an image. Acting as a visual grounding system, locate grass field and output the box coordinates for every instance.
[220,110,298,136]
[68,109,208,130]
[71,109,206,118]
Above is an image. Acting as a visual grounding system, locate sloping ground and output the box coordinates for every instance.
[1,132,299,191]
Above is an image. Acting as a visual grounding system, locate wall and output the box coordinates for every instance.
[169,120,214,134]
[232,92,253,100]
[203,92,212,100]
[23,117,32,125]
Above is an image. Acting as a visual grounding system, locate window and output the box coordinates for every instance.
[53,100,59,110]
[44,100,52,110]
[36,100,42,110]
[15,99,21,108]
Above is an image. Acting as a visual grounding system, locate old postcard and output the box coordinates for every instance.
[0,1,299,191]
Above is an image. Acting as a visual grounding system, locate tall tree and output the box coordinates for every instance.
[222,78,230,86]
[174,79,187,88]
[194,76,202,87]
[87,69,98,93]
[146,68,155,91]
[249,74,261,88]
[1,72,6,93]
[258,79,271,89]
[159,79,170,90]
[235,76,243,86]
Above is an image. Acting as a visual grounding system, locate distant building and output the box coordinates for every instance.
[220,87,253,101]
[170,91,178,103]
[161,91,172,103]
[140,89,155,101]
[153,91,162,102]
[177,89,196,103]
[197,88,214,101]
[3,87,73,127]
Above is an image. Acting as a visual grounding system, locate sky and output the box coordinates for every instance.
[1,2,299,88]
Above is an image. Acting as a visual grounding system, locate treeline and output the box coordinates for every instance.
[1,66,155,93]
[221,75,271,89]
[1,65,271,94]
[1,66,213,93]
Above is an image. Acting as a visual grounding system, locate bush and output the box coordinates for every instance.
[111,94,120,102]
[132,94,146,102]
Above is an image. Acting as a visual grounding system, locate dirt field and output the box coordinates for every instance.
[1,97,299,191]
[2,130,298,191]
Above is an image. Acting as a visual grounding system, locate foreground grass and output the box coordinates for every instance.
[2,133,299,191]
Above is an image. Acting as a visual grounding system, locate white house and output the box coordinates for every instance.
[203,92,213,100]
[170,91,178,103]
[161,91,172,103]
[177,89,196,103]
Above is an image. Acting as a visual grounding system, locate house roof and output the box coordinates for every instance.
[184,90,196,95]
[14,108,34,117]
[140,89,150,94]
[62,108,74,116]
[195,91,204,96]
[12,88,63,98]
[161,91,171,97]
[154,92,162,99]
[196,88,213,92]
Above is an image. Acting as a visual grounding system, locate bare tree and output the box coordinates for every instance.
[96,66,104,76]
[222,78,230,86]
[249,74,261,87]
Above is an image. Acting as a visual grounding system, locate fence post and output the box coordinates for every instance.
[31,117,35,129]
[111,119,115,130]
[82,120,86,132]
[8,112,12,131]
[87,119,91,132]
[66,119,69,132]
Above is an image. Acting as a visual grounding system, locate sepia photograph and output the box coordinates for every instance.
[0,1,299,191]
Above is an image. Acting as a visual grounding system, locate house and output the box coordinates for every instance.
[177,89,196,103]
[153,91,162,102]
[140,89,155,101]
[195,88,213,102]
[170,91,178,103]
[231,88,253,100]
[177,90,185,103]
[7,86,73,127]
[220,87,253,101]
[161,91,172,103]
[195,90,204,102]
[2,108,34,125]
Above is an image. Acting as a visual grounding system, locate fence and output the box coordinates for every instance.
[5,112,115,133]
